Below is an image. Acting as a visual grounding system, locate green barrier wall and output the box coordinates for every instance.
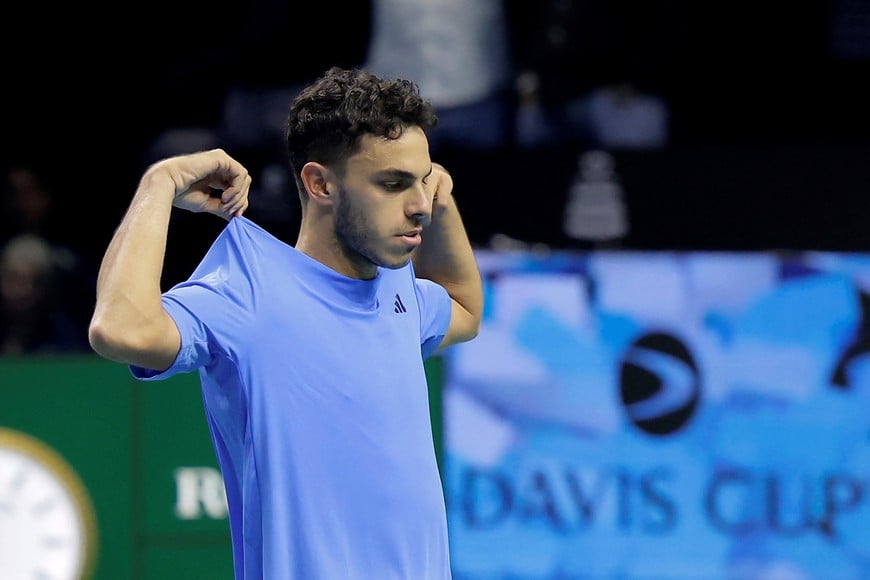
[0,355,443,579]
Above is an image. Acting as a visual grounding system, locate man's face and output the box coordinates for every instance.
[332,127,434,274]
[1,261,46,315]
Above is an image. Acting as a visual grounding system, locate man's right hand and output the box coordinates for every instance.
[90,148,252,370]
[146,148,252,219]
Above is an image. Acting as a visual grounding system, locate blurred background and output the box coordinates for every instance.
[2,0,870,578]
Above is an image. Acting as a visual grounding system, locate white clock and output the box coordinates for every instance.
[0,427,98,580]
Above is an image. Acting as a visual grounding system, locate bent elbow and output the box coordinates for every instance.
[468,317,482,341]
[89,311,180,371]
[460,314,482,343]
[455,310,483,345]
[88,316,151,363]
[88,317,131,363]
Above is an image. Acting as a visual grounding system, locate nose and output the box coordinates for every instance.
[406,184,432,225]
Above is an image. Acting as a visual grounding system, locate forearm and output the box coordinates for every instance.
[89,170,178,364]
[414,192,483,328]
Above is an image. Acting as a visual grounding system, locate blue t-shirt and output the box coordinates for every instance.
[132,217,453,579]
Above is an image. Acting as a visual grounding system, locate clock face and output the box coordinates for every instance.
[0,428,97,580]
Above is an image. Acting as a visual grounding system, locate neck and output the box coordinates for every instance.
[295,224,377,280]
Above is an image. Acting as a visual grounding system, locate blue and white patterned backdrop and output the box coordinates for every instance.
[443,250,870,579]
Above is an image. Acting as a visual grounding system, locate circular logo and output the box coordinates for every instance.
[619,332,701,436]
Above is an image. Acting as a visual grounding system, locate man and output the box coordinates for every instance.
[89,67,483,579]
[0,233,86,354]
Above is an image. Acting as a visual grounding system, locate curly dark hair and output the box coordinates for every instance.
[284,67,438,202]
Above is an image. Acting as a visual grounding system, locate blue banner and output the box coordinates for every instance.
[444,251,870,579]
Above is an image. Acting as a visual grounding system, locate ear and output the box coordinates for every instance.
[300,162,335,207]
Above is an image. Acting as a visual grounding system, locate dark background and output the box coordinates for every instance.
[4,0,870,285]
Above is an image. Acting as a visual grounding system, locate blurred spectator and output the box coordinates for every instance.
[1,165,64,246]
[0,234,89,356]
[1,164,96,334]
[364,0,517,154]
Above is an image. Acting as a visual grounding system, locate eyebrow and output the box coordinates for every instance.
[377,166,434,181]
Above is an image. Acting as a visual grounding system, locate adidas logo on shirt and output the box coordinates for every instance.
[394,293,407,314]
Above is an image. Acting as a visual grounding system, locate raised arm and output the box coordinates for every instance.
[413,163,483,350]
[88,149,251,370]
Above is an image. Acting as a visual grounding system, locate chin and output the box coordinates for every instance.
[375,248,414,270]
[379,256,413,270]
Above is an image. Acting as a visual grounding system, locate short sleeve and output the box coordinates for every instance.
[414,278,452,359]
[130,288,223,380]
[129,219,257,381]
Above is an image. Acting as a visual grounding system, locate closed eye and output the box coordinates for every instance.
[382,181,405,191]
[375,168,428,191]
